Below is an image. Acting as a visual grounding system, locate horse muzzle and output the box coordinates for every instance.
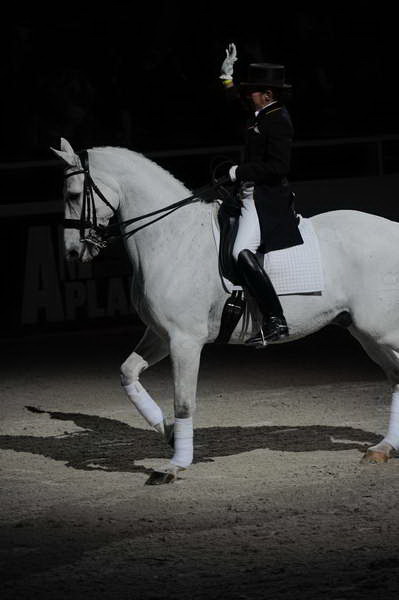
[64,219,110,249]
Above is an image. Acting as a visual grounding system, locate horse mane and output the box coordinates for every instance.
[89,146,190,196]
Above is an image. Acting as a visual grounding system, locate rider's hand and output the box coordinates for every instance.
[229,165,238,182]
[215,168,238,187]
[219,43,237,86]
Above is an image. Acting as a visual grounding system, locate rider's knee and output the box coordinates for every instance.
[232,242,245,262]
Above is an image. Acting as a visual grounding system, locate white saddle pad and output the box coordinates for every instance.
[212,206,324,295]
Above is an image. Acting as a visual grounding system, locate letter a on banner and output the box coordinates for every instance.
[21,226,64,324]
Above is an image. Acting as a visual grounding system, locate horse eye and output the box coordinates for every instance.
[68,192,81,201]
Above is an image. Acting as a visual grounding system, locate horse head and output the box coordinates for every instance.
[51,138,120,263]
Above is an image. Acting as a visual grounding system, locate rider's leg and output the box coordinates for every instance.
[236,249,288,344]
[232,187,261,260]
[232,190,288,346]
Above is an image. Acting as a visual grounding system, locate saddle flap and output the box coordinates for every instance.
[217,203,241,285]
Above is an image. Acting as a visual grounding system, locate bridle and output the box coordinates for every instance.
[64,150,118,248]
[63,150,236,249]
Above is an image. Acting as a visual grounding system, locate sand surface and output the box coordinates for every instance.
[1,325,399,599]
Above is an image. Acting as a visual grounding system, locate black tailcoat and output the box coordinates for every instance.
[234,100,303,253]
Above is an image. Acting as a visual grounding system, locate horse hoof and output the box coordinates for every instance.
[145,470,176,485]
[361,449,390,464]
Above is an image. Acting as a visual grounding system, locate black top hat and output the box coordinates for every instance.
[240,63,292,90]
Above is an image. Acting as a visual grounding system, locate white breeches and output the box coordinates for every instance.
[232,185,261,261]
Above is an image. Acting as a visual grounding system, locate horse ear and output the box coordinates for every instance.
[50,138,78,167]
[60,137,75,154]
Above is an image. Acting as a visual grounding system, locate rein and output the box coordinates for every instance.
[63,150,226,249]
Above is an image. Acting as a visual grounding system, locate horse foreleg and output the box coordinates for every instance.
[146,332,203,485]
[120,327,169,435]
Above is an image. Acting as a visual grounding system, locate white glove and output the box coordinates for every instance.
[229,165,238,182]
[219,43,237,80]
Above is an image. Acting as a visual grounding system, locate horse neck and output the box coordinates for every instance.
[118,163,212,273]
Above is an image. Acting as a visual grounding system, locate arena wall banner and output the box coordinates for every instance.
[1,209,135,337]
[22,225,133,324]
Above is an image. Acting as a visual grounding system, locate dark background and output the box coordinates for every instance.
[2,5,399,337]
[2,4,398,161]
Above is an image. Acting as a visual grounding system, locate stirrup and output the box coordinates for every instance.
[245,316,289,348]
[245,327,268,349]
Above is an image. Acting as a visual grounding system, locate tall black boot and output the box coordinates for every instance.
[236,249,289,347]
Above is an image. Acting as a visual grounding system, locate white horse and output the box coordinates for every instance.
[52,138,399,484]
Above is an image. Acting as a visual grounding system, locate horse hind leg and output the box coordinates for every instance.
[120,327,170,436]
[349,326,399,463]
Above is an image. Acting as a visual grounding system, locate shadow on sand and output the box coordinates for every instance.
[0,406,382,473]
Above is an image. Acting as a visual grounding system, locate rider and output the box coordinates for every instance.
[219,43,303,347]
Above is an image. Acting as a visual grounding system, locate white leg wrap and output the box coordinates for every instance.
[170,417,193,468]
[123,381,163,428]
[384,390,399,449]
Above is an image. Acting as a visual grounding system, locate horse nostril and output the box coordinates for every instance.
[66,250,79,261]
